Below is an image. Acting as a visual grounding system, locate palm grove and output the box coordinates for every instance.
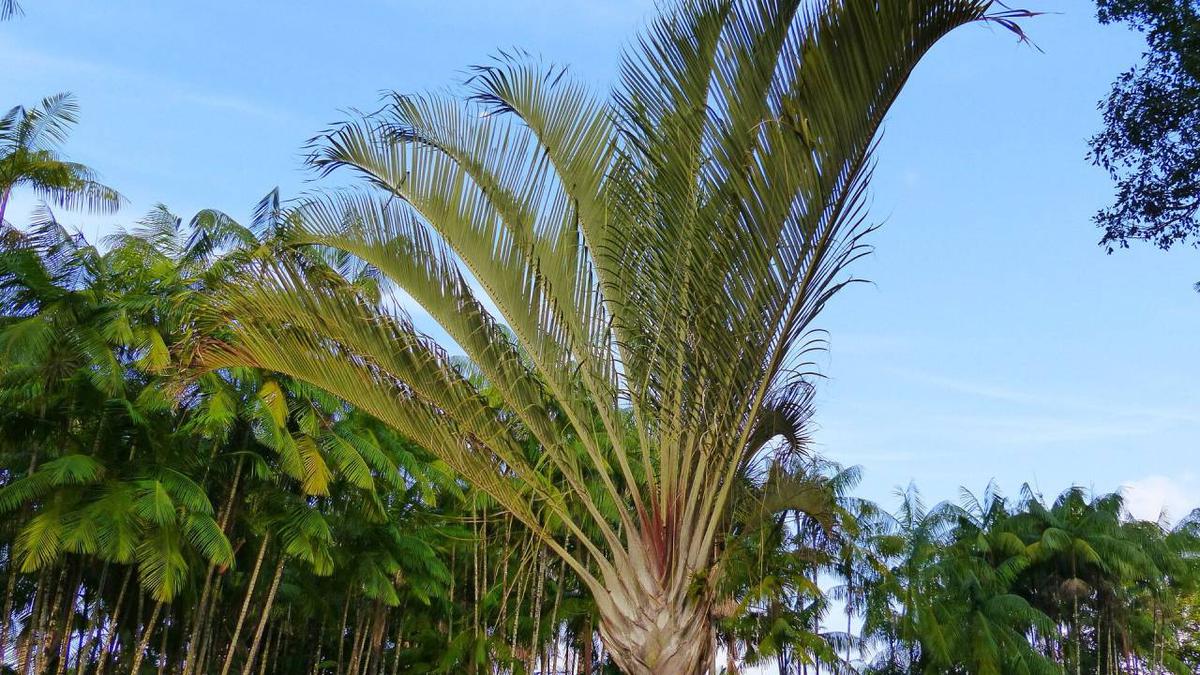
[1,1,1198,674]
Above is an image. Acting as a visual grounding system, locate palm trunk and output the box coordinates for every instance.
[74,563,108,675]
[255,626,272,675]
[0,546,17,666]
[1080,590,1089,672]
[220,535,270,675]
[580,618,593,675]
[52,565,84,675]
[311,617,327,675]
[528,550,546,675]
[129,601,162,675]
[365,603,386,675]
[335,594,351,675]
[194,574,223,675]
[845,579,853,669]
[580,619,595,672]
[20,571,49,675]
[155,606,169,675]
[36,565,69,675]
[96,566,132,675]
[51,598,73,675]
[0,186,12,228]
[69,615,85,675]
[184,457,244,675]
[181,566,215,675]
[347,605,367,675]
[389,618,402,675]
[240,556,285,675]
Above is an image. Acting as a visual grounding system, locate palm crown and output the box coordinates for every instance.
[200,1,1024,671]
[0,93,124,228]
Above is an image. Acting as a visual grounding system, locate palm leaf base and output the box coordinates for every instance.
[599,586,713,675]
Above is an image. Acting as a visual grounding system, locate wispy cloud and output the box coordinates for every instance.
[887,366,1200,426]
[1,40,299,124]
[925,412,1158,445]
[173,92,292,123]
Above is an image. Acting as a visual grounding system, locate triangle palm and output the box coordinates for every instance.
[199,2,1027,671]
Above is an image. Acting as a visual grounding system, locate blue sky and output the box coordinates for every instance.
[3,0,1197,522]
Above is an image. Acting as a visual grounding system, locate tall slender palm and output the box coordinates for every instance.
[0,93,123,227]
[199,2,1029,671]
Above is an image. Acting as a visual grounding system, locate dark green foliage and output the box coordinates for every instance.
[1090,0,1200,252]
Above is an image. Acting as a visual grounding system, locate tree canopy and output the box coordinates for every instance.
[1090,0,1200,252]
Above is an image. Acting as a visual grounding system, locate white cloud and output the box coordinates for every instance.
[1122,475,1199,525]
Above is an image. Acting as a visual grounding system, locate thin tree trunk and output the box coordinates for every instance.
[347,604,367,675]
[580,618,593,675]
[389,618,403,675]
[20,570,49,675]
[528,550,546,675]
[219,535,270,675]
[52,565,84,675]
[271,613,285,675]
[74,563,108,675]
[845,580,853,670]
[29,566,54,672]
[364,603,386,675]
[36,565,69,675]
[548,557,566,675]
[308,616,325,675]
[129,601,162,675]
[0,186,12,229]
[1080,590,1089,672]
[3,447,44,669]
[255,625,272,675]
[240,556,284,675]
[184,457,244,675]
[96,566,132,675]
[194,574,223,675]
[125,588,145,674]
[69,615,85,675]
[155,606,169,675]
[181,566,215,675]
[335,595,351,675]
[0,545,18,666]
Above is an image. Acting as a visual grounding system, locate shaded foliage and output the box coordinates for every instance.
[1090,0,1200,253]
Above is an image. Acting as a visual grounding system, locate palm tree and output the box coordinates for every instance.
[198,2,1029,671]
[925,486,1057,674]
[0,93,123,227]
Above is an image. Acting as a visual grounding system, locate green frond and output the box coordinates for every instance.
[153,467,216,515]
[321,429,377,492]
[15,499,70,571]
[136,526,188,601]
[295,434,333,496]
[279,505,335,576]
[134,480,178,526]
[182,512,234,567]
